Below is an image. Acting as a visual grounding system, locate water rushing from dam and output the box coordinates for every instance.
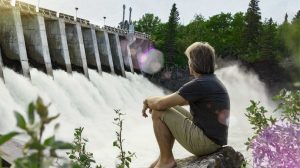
[0,64,274,167]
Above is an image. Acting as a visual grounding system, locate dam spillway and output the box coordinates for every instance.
[0,0,150,80]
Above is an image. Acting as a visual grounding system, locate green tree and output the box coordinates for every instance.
[286,13,300,68]
[231,12,246,58]
[165,3,180,65]
[151,23,167,51]
[174,24,188,67]
[292,10,300,24]
[260,18,277,60]
[206,13,233,58]
[134,13,161,35]
[242,0,262,60]
[193,14,205,22]
[277,14,290,59]
[184,14,207,44]
[284,13,289,24]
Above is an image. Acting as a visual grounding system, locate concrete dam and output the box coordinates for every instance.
[0,0,151,81]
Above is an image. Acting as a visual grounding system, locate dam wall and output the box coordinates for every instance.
[95,30,115,73]
[0,6,30,77]
[0,0,150,79]
[21,14,53,76]
[45,18,72,73]
[82,26,102,74]
[108,33,125,76]
[65,22,89,78]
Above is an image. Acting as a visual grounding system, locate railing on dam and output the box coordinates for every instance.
[39,7,57,18]
[59,13,75,22]
[0,0,11,8]
[0,0,151,80]
[76,17,90,25]
[103,26,127,36]
[134,31,150,39]
[102,25,150,39]
[15,0,36,14]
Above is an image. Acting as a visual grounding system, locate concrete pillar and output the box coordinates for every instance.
[65,22,89,79]
[108,33,125,76]
[114,34,125,76]
[120,37,134,73]
[0,8,30,77]
[114,33,125,76]
[104,31,114,74]
[129,38,144,73]
[21,14,53,76]
[82,27,102,74]
[95,30,114,74]
[127,41,134,73]
[0,47,4,82]
[44,18,72,73]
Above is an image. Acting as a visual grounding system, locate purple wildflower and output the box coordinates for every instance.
[251,121,300,168]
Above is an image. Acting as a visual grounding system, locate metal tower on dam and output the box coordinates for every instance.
[0,0,151,81]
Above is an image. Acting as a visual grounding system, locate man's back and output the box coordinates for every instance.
[178,74,230,145]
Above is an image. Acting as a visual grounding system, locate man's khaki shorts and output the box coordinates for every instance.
[160,106,221,156]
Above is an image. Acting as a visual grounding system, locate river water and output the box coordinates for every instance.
[0,64,274,167]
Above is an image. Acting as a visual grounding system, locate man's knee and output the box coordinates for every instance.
[151,110,163,120]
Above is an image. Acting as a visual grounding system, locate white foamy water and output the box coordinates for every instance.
[0,64,274,167]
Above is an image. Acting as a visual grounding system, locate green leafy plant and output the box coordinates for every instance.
[273,89,300,124]
[240,159,250,168]
[244,100,276,149]
[67,127,103,168]
[0,97,74,168]
[245,89,300,167]
[113,110,135,168]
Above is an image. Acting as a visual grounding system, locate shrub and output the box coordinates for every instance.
[113,110,135,168]
[273,89,300,124]
[0,97,73,168]
[0,99,135,168]
[244,100,276,150]
[67,127,104,168]
[245,89,300,167]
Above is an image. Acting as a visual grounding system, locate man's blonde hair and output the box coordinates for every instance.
[185,42,216,74]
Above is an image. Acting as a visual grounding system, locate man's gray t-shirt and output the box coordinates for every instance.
[178,74,230,146]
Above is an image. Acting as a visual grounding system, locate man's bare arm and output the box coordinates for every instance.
[146,92,188,111]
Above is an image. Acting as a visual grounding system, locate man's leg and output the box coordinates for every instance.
[151,110,176,168]
[173,106,192,120]
[149,139,175,168]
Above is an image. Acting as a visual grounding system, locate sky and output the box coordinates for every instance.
[20,0,300,27]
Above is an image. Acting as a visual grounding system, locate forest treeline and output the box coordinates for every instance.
[134,0,300,68]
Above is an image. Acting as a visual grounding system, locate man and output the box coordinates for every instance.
[142,42,230,168]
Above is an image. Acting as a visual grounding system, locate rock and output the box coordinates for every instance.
[175,146,245,168]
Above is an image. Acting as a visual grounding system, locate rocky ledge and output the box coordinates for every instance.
[175,146,245,168]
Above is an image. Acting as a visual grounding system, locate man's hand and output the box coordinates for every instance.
[142,99,152,118]
[142,93,188,117]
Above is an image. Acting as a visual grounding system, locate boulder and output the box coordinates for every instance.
[175,146,245,168]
